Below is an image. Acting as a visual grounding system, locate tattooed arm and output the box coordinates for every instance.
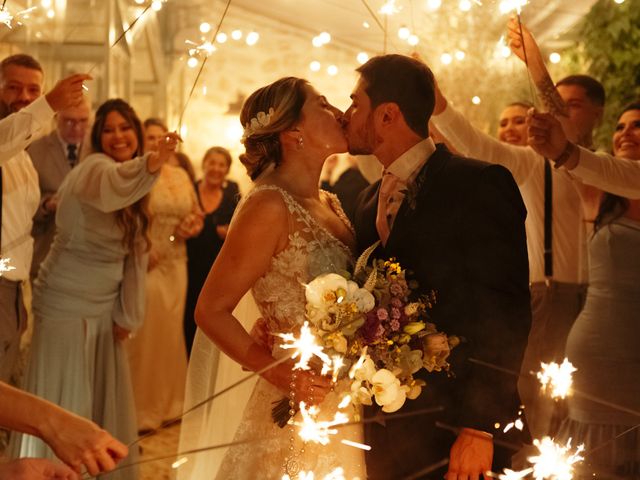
[505,17,583,144]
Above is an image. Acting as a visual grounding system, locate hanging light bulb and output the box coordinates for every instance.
[408,34,419,46]
[310,61,321,72]
[549,52,561,64]
[246,31,259,46]
[199,22,211,34]
[357,52,369,64]
[398,26,411,40]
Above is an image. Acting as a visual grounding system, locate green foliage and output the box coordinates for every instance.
[571,0,640,149]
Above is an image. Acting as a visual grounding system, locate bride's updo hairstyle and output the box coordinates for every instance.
[240,77,309,180]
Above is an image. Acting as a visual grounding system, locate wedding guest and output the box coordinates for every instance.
[530,102,640,478]
[11,99,178,480]
[184,146,239,356]
[0,53,89,383]
[143,117,168,152]
[497,102,532,146]
[28,98,92,279]
[430,22,606,440]
[127,119,203,432]
[0,381,127,477]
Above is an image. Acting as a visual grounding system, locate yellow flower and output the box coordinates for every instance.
[403,321,426,335]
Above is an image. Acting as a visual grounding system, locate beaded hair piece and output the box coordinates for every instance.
[241,107,275,142]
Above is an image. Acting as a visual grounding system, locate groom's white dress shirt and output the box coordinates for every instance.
[0,95,54,281]
[383,137,435,231]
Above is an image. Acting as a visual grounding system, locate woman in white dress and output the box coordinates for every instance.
[179,77,366,479]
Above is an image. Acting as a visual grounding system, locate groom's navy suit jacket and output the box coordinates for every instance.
[354,144,532,479]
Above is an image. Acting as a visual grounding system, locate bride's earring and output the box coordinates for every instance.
[297,137,304,150]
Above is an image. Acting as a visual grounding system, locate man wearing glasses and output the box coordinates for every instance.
[28,98,91,279]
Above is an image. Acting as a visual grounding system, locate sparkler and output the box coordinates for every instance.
[0,257,15,277]
[282,467,346,480]
[294,402,349,445]
[537,358,576,399]
[0,5,36,29]
[278,321,332,371]
[185,39,216,57]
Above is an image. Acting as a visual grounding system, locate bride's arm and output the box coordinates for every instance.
[194,190,331,405]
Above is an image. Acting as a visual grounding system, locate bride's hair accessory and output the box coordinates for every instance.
[242,107,275,142]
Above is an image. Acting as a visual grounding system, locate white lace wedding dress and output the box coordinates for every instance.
[178,185,366,480]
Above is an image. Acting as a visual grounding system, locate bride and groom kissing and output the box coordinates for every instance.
[184,54,532,479]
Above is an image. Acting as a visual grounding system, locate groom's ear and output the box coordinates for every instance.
[375,102,402,128]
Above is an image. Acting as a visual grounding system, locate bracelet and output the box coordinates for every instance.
[552,141,577,169]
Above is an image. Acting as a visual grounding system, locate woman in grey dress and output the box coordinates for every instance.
[12,99,179,478]
[559,102,640,478]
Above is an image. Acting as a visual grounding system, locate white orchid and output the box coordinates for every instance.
[371,369,407,413]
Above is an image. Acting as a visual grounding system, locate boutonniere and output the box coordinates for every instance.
[400,166,428,212]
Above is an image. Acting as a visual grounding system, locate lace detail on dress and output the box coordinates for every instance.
[213,184,366,479]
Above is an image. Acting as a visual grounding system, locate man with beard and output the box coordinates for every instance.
[343,54,531,479]
[0,54,89,382]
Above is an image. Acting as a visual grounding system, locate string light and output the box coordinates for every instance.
[471,96,481,104]
[318,31,331,44]
[427,0,442,10]
[549,52,561,63]
[231,29,242,40]
[407,34,419,46]
[187,57,199,68]
[216,32,227,43]
[151,0,163,12]
[309,60,321,71]
[455,50,466,60]
[459,0,472,11]
[199,22,211,33]
[327,65,338,76]
[245,31,259,46]
[362,21,370,28]
[440,52,453,65]
[356,52,369,64]
[398,25,411,39]
[379,0,401,15]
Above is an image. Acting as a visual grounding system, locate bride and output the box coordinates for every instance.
[178,77,366,479]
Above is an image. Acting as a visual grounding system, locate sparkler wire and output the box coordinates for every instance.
[177,0,232,129]
[516,12,538,107]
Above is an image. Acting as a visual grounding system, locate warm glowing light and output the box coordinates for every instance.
[362,21,370,28]
[408,34,419,46]
[185,40,216,56]
[180,124,188,139]
[455,50,466,60]
[310,60,321,72]
[216,32,227,43]
[379,0,401,15]
[459,0,472,11]
[171,457,188,469]
[199,22,211,33]
[312,36,323,47]
[537,358,576,399]
[41,0,52,8]
[277,322,331,371]
[499,0,528,14]
[426,0,442,9]
[231,29,242,40]
[225,123,244,143]
[549,52,561,64]
[471,96,481,105]
[151,1,163,12]
[134,0,145,4]
[187,57,198,68]
[0,258,16,277]
[318,31,331,44]
[357,52,369,64]
[440,53,453,65]
[282,468,346,480]
[529,437,585,480]
[46,9,55,18]
[614,0,624,3]
[294,402,349,445]
[327,65,338,76]
[341,439,372,451]
[246,31,259,46]
[398,26,411,39]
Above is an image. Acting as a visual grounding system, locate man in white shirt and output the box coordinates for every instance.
[28,98,92,278]
[0,53,89,383]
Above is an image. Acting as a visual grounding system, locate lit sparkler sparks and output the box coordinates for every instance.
[529,437,585,480]
[278,321,332,371]
[498,0,528,15]
[537,359,577,399]
[321,355,345,382]
[0,257,16,277]
[185,39,217,57]
[0,6,36,29]
[294,402,349,445]
[282,467,346,480]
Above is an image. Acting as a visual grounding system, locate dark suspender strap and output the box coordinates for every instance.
[544,159,553,278]
[0,166,3,255]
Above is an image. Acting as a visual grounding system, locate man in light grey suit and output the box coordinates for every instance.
[28,98,91,278]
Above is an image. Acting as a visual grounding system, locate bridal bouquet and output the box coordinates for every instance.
[272,242,458,426]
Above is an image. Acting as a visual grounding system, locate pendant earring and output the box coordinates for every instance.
[297,137,304,150]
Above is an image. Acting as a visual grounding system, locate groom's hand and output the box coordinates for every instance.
[446,428,493,480]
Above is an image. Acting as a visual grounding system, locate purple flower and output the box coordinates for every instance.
[391,307,402,320]
[390,282,404,296]
[362,311,382,344]
[376,308,389,321]
[390,318,400,332]
[390,297,403,308]
[375,324,386,340]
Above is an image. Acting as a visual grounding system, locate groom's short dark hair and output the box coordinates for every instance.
[356,54,434,138]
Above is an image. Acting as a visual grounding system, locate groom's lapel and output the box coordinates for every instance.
[386,144,449,250]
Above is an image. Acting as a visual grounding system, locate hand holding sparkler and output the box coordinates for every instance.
[44,73,92,112]
[506,16,543,69]
[147,131,182,173]
[265,356,333,407]
[447,427,494,480]
[527,111,579,169]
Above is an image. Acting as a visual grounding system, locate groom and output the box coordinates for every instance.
[344,54,532,479]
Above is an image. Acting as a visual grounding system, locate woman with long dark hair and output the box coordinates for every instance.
[558,102,640,477]
[12,99,178,478]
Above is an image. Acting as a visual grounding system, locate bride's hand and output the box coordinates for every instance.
[265,362,333,406]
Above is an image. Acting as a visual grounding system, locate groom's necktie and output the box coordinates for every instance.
[376,171,400,245]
